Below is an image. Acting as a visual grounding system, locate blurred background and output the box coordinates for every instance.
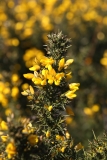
[0,0,107,147]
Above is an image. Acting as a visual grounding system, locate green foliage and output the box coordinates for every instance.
[84,132,107,160]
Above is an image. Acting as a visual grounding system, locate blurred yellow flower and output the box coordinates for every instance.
[97,32,105,40]
[91,104,100,112]
[23,28,33,38]
[15,22,24,30]
[74,142,84,152]
[46,131,51,138]
[56,135,64,141]
[3,87,10,95]
[0,13,7,21]
[6,142,16,159]
[27,134,38,146]
[100,57,107,66]
[11,87,19,98]
[11,74,19,82]
[5,109,12,116]
[21,83,29,90]
[84,107,93,115]
[11,38,19,46]
[65,131,70,139]
[65,72,72,79]
[0,121,8,130]
[7,1,14,8]
[59,146,66,152]
[65,116,73,124]
[1,135,8,142]
[47,105,53,111]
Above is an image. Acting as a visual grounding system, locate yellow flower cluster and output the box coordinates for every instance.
[55,131,72,153]
[0,81,10,107]
[22,122,35,134]
[0,120,17,159]
[65,83,80,99]
[0,73,20,109]
[22,55,80,100]
[84,104,100,116]
[23,56,73,86]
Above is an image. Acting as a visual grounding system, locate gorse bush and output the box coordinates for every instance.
[0,32,81,160]
[1,0,107,145]
[0,32,107,160]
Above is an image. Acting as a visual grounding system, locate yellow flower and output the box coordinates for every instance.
[48,65,56,75]
[65,72,72,79]
[69,83,80,91]
[21,83,29,90]
[41,69,48,78]
[5,109,12,116]
[33,77,42,85]
[48,105,53,111]
[65,131,70,139]
[11,87,19,98]
[21,90,29,96]
[91,104,100,112]
[46,131,51,138]
[55,72,64,80]
[64,59,74,69]
[22,123,35,134]
[65,117,73,124]
[58,58,65,71]
[74,143,84,152]
[3,87,10,95]
[29,65,40,71]
[11,74,19,82]
[84,107,93,116]
[23,73,34,79]
[56,135,64,141]
[48,76,54,85]
[1,135,8,142]
[29,85,34,94]
[65,91,77,99]
[41,79,47,86]
[47,66,64,85]
[27,134,38,145]
[0,121,8,130]
[54,72,64,85]
[6,142,16,159]
[44,105,53,111]
[40,57,54,66]
[59,146,66,152]
[54,80,60,86]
